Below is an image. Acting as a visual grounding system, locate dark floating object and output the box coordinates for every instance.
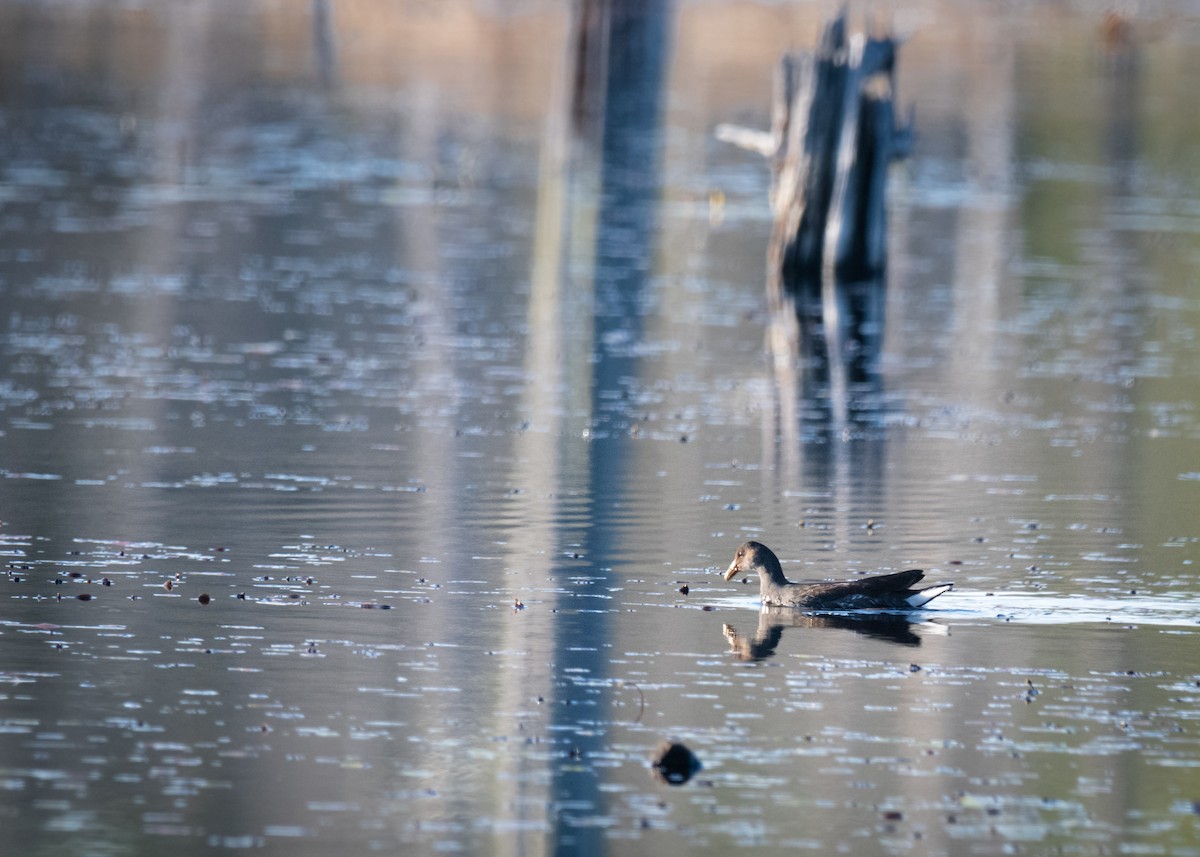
[651,741,701,786]
[723,541,952,609]
[1024,678,1040,704]
[678,584,689,596]
[76,593,93,601]
[197,593,211,605]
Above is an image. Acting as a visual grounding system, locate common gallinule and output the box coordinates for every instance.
[724,541,951,609]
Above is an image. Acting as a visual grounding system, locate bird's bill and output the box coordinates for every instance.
[723,561,740,582]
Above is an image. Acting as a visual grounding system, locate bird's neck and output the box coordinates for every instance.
[758,555,790,587]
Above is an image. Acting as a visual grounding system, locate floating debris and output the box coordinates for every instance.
[197,593,211,605]
[1023,678,1040,704]
[615,680,647,724]
[651,740,700,785]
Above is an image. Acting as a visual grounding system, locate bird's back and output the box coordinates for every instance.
[765,569,927,609]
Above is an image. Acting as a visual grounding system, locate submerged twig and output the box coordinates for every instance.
[616,679,647,724]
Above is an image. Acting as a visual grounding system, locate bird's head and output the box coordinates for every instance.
[723,540,770,581]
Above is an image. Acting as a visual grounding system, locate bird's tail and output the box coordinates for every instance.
[905,583,953,609]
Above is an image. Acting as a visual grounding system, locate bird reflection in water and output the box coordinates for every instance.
[722,607,946,662]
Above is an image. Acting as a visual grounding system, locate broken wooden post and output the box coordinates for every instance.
[719,10,911,400]
[747,11,911,292]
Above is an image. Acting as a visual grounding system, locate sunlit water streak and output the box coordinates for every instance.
[707,591,1200,628]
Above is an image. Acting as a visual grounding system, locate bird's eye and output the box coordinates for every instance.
[737,549,744,558]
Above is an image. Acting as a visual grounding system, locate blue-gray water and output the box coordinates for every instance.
[2,2,1200,855]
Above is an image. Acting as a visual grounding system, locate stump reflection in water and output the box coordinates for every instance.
[720,11,911,430]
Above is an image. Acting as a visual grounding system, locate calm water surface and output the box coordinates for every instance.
[2,2,1200,855]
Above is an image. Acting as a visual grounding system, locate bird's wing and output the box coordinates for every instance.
[795,569,926,603]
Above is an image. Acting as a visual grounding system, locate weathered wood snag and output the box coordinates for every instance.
[720,11,910,381]
[773,15,909,288]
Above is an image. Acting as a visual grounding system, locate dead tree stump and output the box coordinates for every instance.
[720,11,910,385]
[771,16,909,290]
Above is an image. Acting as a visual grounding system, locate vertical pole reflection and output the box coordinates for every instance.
[525,1,673,852]
[311,0,339,89]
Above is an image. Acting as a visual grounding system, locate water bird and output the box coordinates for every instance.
[723,541,952,609]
